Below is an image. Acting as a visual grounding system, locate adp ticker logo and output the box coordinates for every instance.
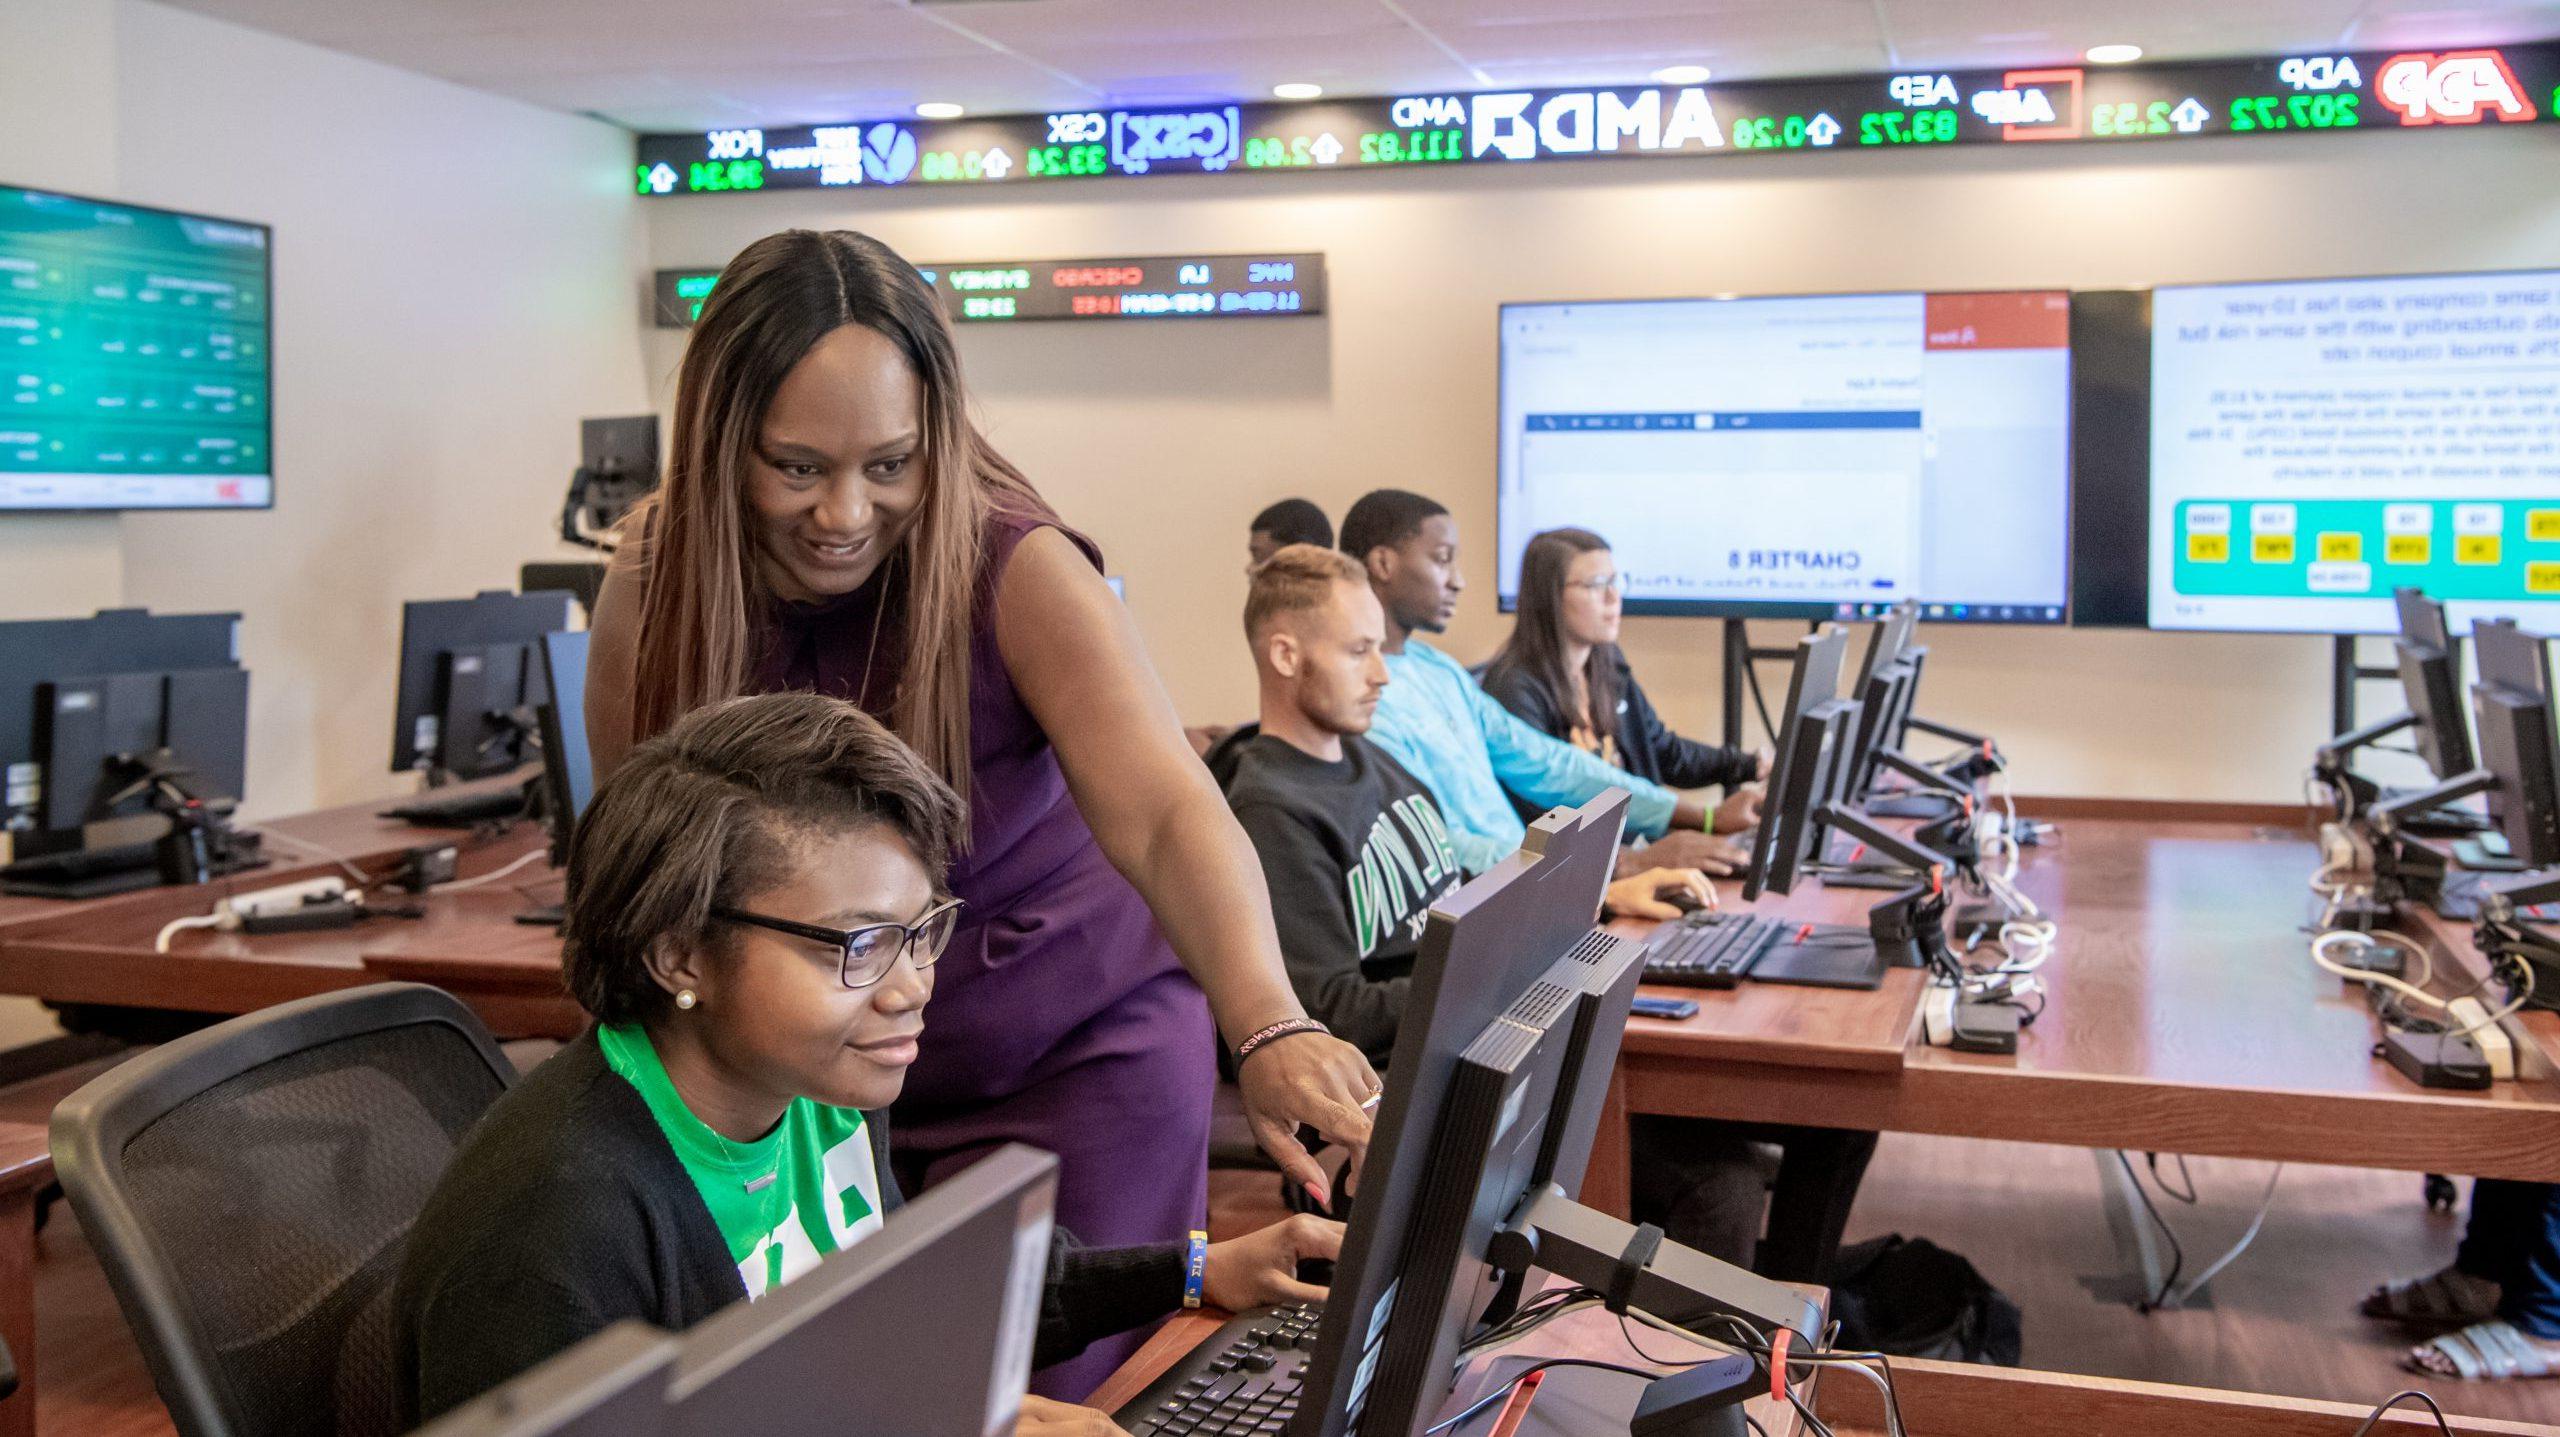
[2375,50,2539,125]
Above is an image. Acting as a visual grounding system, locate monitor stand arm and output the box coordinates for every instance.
[1488,1185,1825,1347]
[1875,750,1971,798]
[102,749,262,885]
[2316,710,2439,823]
[2473,873,2560,1014]
[2370,769,2496,839]
[1817,804,1957,973]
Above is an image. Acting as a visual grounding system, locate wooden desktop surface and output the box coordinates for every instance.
[0,817,582,1039]
[1088,1285,2553,1437]
[1088,1290,1820,1436]
[1588,812,2560,1209]
[0,773,530,936]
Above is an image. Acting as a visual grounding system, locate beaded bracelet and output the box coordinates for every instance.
[1233,1016,1331,1068]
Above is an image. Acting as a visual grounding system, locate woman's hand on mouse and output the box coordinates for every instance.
[1204,1212,1345,1310]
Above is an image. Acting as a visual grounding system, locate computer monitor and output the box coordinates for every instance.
[1741,629,1854,903]
[665,1144,1058,1437]
[563,417,660,549]
[533,630,594,862]
[2394,589,2478,782]
[411,1323,675,1437]
[1496,291,2073,625]
[0,609,256,895]
[1840,602,1920,802]
[520,563,608,619]
[1292,790,1819,1437]
[390,591,575,781]
[2470,621,2560,869]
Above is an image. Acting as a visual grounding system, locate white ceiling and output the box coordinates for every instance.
[153,0,2560,133]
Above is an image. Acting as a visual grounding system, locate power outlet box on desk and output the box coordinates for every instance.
[2443,997,2517,1081]
[2381,1028,2493,1091]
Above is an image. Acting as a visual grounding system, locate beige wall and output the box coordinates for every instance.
[0,0,124,620]
[106,0,651,817]
[645,125,2560,803]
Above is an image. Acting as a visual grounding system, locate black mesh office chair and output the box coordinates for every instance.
[51,982,518,1437]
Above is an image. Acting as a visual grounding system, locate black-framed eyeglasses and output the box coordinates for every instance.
[712,897,965,989]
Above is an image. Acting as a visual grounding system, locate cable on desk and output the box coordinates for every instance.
[2116,1150,2187,1312]
[2346,1389,2453,1437]
[153,913,225,954]
[1423,1359,1657,1436]
[433,848,550,894]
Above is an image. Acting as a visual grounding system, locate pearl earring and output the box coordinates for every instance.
[676,989,698,1010]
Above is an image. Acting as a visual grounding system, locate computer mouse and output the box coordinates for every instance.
[1665,888,1709,914]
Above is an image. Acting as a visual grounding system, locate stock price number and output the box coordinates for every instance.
[1025,144,1107,177]
[1357,129,1462,163]
[2091,100,2174,137]
[1859,109,1957,144]
[1731,114,1814,149]
[688,159,765,192]
[2230,93,2361,130]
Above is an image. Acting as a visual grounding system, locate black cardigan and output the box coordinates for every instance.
[393,1031,1183,1425]
[1479,650,1755,823]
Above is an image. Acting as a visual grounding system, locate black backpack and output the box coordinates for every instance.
[1823,1235,2024,1366]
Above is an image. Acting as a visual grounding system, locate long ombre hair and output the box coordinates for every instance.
[1484,527,1622,743]
[622,229,1049,803]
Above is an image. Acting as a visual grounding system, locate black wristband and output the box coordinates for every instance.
[1233,1017,1330,1068]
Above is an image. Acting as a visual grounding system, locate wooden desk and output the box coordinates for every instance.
[0,825,582,1039]
[1815,1355,2556,1437]
[1089,1295,1816,1436]
[1585,815,2560,1213]
[0,774,528,938]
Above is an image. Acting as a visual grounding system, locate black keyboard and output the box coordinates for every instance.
[0,841,161,899]
[1111,1302,1318,1437]
[1644,912,1788,988]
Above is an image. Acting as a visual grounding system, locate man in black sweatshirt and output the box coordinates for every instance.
[1223,544,1463,1067]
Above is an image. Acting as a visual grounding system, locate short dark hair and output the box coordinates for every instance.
[562,692,966,1027]
[1250,498,1332,550]
[1338,490,1448,565]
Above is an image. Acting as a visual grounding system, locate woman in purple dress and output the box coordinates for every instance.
[585,230,1378,1398]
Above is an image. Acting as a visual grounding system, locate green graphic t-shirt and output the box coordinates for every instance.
[598,1023,885,1300]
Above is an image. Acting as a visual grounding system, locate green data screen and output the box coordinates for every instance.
[0,186,273,511]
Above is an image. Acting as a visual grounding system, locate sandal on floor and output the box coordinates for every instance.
[2408,1322,2560,1380]
[2363,1270,2501,1328]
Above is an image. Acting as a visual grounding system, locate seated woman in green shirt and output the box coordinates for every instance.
[395,691,1338,1432]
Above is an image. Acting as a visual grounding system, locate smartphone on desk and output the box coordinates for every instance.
[1629,995,1700,1021]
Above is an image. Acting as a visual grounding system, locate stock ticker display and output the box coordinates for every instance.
[652,254,1325,326]
[634,44,2557,199]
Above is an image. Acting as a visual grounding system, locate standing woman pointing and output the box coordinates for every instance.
[586,229,1378,1396]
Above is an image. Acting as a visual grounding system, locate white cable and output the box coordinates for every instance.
[433,848,549,893]
[154,913,225,954]
[2311,929,2444,1009]
[2449,964,2535,1039]
[2165,1164,2286,1307]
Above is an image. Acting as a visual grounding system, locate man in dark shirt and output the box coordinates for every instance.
[1224,544,1462,1066]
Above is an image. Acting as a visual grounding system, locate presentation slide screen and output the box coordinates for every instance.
[2149,270,2560,635]
[0,186,272,511]
[1496,291,2072,624]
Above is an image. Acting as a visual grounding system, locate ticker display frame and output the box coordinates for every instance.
[633,42,2558,200]
[0,181,277,514]
[651,252,1328,328]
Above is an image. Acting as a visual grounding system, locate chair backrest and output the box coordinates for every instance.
[52,983,518,1437]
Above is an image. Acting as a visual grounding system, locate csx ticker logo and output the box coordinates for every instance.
[2375,50,2540,124]
[1111,107,1242,174]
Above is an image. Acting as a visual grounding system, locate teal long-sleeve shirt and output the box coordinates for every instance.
[1367,639,1679,873]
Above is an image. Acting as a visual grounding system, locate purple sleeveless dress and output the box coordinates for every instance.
[752,509,1214,1398]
